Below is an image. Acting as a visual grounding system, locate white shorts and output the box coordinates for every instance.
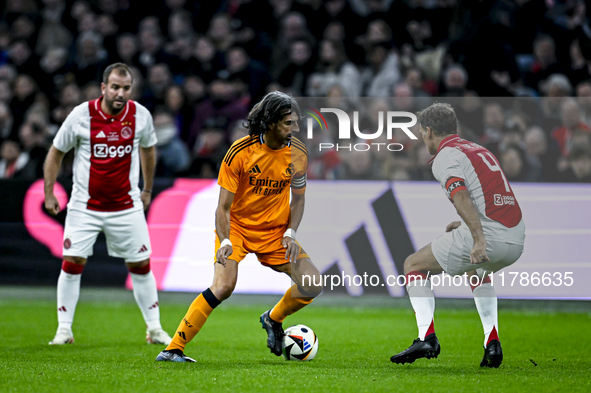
[431,226,524,277]
[63,208,151,263]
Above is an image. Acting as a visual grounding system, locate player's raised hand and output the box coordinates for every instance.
[446,221,461,232]
[282,236,300,263]
[45,194,60,216]
[470,238,490,264]
[216,245,233,267]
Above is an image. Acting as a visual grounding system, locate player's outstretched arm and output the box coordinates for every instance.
[452,189,489,264]
[139,146,156,210]
[215,187,235,267]
[43,146,66,216]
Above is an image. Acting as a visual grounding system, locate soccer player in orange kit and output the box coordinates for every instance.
[157,91,323,362]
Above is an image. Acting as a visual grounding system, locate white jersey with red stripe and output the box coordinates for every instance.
[430,134,525,245]
[53,97,157,213]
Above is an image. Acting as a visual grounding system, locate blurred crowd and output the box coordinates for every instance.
[0,0,590,183]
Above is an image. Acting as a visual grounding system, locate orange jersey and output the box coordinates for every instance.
[218,134,308,230]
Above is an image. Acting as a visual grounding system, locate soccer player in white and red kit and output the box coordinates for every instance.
[390,102,525,368]
[43,63,172,346]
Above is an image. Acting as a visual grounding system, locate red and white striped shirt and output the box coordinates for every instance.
[53,97,157,212]
[430,134,525,244]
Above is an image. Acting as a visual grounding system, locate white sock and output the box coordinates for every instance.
[131,271,162,331]
[56,270,82,331]
[407,279,435,340]
[473,283,498,346]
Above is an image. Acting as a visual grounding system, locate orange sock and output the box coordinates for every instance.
[269,285,314,323]
[166,289,220,352]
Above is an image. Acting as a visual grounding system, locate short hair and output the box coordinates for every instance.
[542,73,572,95]
[444,64,468,85]
[417,102,458,136]
[102,63,133,85]
[245,91,300,136]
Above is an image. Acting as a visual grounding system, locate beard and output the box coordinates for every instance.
[104,96,127,114]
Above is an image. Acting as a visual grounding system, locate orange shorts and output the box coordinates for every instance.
[214,225,309,266]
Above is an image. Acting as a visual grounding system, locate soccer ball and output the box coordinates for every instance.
[282,324,319,361]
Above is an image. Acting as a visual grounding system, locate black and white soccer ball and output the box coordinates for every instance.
[282,324,319,361]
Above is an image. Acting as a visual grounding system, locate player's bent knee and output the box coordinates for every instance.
[211,282,235,301]
[126,259,150,274]
[299,278,323,298]
[64,256,87,265]
[308,284,323,298]
[403,254,419,274]
[126,259,149,269]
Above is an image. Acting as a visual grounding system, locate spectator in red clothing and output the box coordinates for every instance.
[551,98,591,158]
[405,66,436,97]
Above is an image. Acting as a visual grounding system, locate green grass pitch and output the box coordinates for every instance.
[0,287,589,392]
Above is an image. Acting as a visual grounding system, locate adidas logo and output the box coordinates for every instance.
[96,131,106,138]
[249,164,261,174]
[177,331,186,340]
[138,245,148,253]
[303,339,311,351]
[58,306,67,312]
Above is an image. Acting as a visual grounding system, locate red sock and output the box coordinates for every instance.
[487,326,499,345]
[129,263,150,275]
[62,261,84,274]
[425,319,435,337]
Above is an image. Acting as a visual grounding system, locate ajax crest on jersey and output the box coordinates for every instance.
[282,324,318,361]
